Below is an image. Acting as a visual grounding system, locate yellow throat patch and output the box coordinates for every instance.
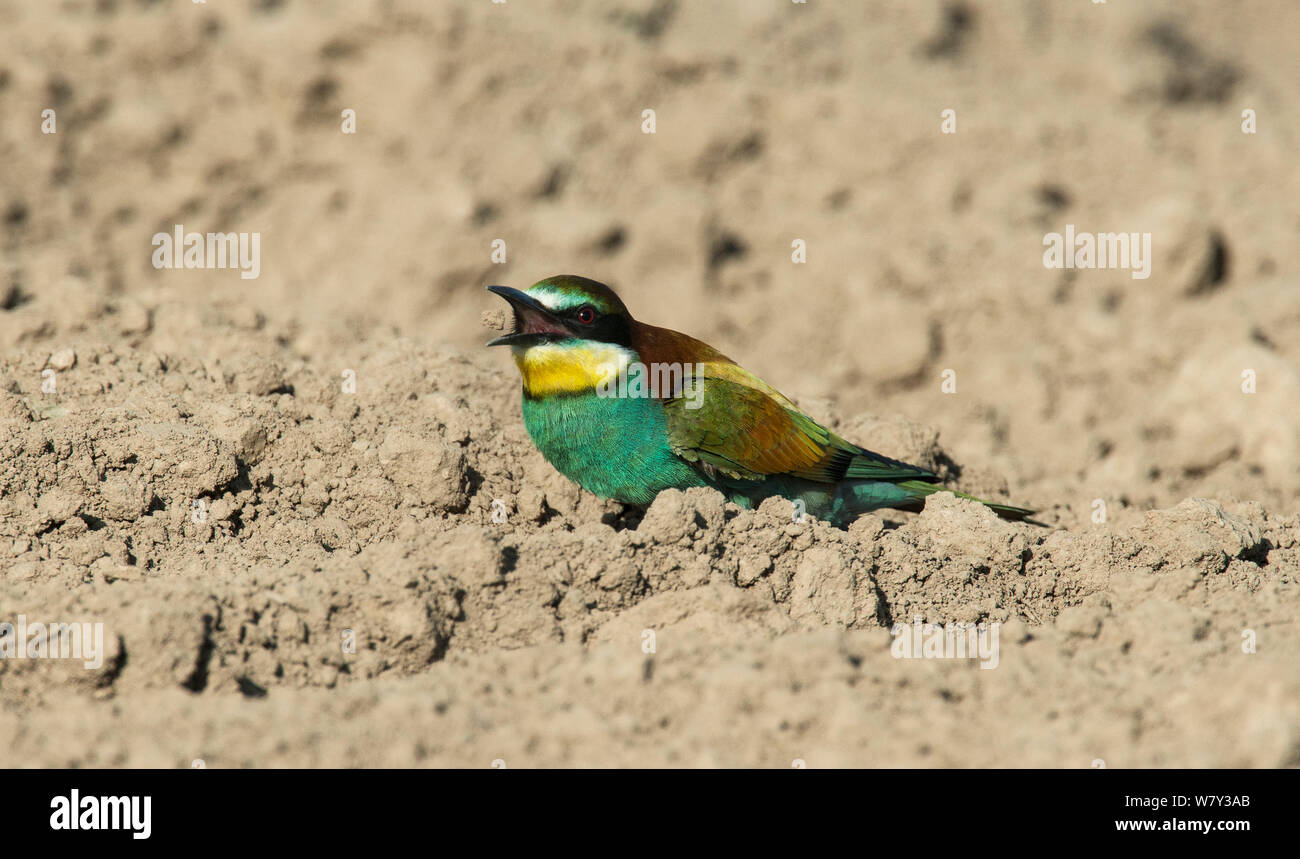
[513,342,633,397]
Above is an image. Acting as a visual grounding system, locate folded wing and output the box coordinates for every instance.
[662,361,938,486]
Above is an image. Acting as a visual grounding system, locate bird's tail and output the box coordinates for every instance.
[894,479,1037,521]
[723,476,1038,527]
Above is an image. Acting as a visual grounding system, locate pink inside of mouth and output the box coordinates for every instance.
[514,306,568,337]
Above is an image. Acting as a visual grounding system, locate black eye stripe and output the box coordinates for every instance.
[560,310,630,347]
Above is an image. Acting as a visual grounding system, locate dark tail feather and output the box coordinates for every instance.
[896,480,1041,524]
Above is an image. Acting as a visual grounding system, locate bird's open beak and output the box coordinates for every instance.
[485,285,570,347]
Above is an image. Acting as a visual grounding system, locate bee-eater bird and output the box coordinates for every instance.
[486,275,1034,526]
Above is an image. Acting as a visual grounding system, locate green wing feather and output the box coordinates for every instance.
[635,329,1034,521]
[662,368,938,486]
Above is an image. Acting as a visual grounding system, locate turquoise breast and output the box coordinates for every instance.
[520,390,709,504]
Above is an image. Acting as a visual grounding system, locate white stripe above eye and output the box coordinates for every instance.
[526,286,570,312]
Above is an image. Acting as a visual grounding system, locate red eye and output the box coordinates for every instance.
[575,306,596,325]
